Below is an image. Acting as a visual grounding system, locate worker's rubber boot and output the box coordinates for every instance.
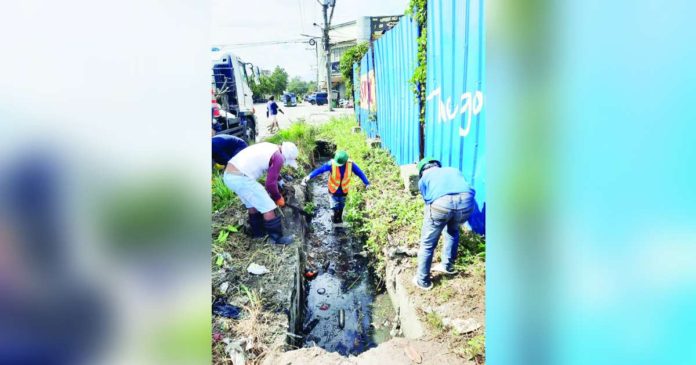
[248,212,265,238]
[332,209,345,227]
[264,216,294,245]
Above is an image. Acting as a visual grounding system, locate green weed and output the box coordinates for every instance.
[212,174,239,212]
[466,334,485,360]
[303,201,316,215]
[216,230,229,245]
[425,311,444,334]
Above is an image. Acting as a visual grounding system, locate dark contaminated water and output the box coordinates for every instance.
[301,172,395,356]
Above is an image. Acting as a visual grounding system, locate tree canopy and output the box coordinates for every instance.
[249,66,289,98]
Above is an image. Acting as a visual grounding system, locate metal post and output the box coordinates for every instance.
[322,2,333,111]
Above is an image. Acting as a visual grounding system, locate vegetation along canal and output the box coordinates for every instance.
[301,167,396,356]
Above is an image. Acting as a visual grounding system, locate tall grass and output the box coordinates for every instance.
[264,119,317,176]
[212,174,239,212]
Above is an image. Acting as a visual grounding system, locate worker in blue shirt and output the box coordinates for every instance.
[413,157,476,290]
[212,134,248,169]
[266,95,284,134]
[301,150,369,225]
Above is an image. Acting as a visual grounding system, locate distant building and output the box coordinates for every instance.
[317,15,402,101]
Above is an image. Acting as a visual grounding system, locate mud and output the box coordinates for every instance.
[301,169,396,356]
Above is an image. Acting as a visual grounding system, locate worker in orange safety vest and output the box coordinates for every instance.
[301,150,370,225]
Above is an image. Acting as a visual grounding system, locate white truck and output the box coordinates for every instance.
[211,50,258,142]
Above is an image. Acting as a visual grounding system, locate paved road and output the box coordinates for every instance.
[255,101,353,140]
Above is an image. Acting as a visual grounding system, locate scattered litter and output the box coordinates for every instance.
[319,303,330,310]
[247,263,269,275]
[245,337,254,351]
[218,282,229,295]
[212,332,223,342]
[445,317,481,334]
[317,288,326,295]
[212,297,242,319]
[223,338,247,365]
[304,269,318,279]
[404,345,422,364]
[303,318,320,333]
[338,309,345,329]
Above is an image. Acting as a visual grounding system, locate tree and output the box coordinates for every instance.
[287,76,310,96]
[339,42,370,98]
[268,66,289,96]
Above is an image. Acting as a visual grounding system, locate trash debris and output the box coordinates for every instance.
[304,269,318,279]
[338,309,345,329]
[212,332,223,342]
[212,297,242,319]
[223,338,247,365]
[317,288,326,295]
[444,317,481,334]
[404,345,422,364]
[387,246,419,259]
[247,263,269,275]
[218,282,229,295]
[303,318,320,333]
[319,303,330,310]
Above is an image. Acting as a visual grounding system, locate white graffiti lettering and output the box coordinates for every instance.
[426,88,484,137]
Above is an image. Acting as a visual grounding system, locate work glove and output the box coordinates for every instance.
[301,176,310,186]
[275,196,286,207]
[214,163,225,170]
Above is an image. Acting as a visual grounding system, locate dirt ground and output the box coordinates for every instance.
[400,256,486,363]
[211,205,301,364]
[263,337,473,365]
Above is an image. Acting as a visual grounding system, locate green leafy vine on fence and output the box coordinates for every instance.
[405,0,427,126]
[339,42,370,100]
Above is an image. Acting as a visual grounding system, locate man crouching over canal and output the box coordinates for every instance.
[223,141,299,244]
[413,157,475,290]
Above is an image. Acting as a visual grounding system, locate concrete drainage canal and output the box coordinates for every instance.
[298,160,397,356]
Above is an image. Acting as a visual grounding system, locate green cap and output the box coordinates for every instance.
[417,157,440,175]
[334,150,349,165]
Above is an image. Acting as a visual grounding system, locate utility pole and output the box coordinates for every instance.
[320,0,335,111]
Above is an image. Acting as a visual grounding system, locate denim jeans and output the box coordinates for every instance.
[416,193,474,285]
[330,194,346,211]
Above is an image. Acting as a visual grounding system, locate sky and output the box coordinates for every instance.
[211,0,409,81]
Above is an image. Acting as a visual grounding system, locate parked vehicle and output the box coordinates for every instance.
[211,50,258,142]
[282,92,297,107]
[314,92,328,106]
[306,92,317,104]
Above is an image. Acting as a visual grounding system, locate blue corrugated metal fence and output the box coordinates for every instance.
[352,0,485,222]
[373,15,420,165]
[424,0,486,208]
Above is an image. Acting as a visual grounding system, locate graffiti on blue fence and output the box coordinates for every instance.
[426,88,484,137]
[359,70,377,113]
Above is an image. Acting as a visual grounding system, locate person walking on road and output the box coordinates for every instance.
[412,157,476,290]
[301,150,369,226]
[266,95,284,134]
[223,141,299,244]
[212,134,248,170]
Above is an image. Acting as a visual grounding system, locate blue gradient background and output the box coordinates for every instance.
[489,0,696,364]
